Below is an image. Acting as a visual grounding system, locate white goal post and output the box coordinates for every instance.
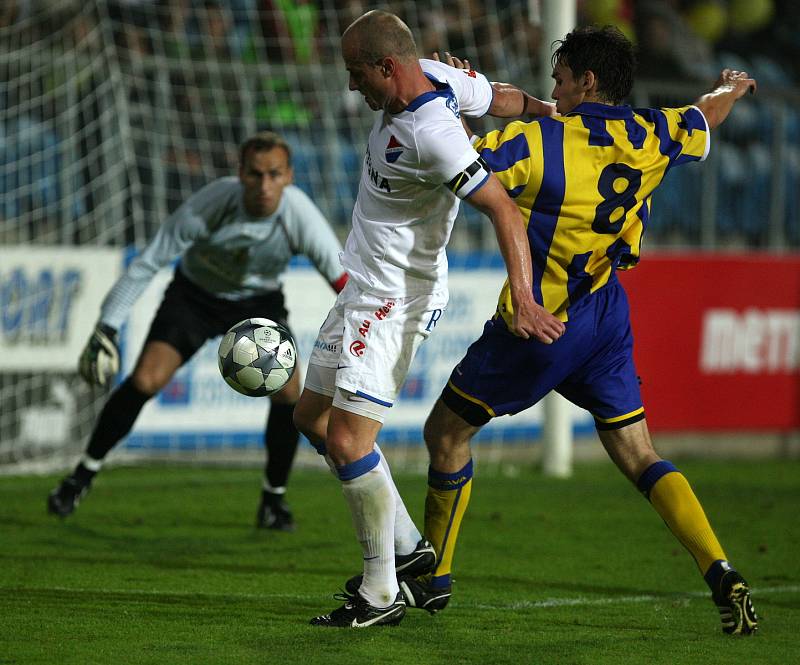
[539,0,577,478]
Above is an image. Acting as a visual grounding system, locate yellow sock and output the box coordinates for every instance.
[639,461,726,574]
[424,460,473,588]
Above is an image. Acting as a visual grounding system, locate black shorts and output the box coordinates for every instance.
[144,269,291,362]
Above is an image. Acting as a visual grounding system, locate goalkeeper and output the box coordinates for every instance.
[48,131,347,530]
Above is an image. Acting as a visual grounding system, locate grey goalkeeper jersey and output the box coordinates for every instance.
[100,178,344,330]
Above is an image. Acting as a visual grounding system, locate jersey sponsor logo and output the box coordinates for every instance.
[374,299,396,320]
[464,69,477,78]
[358,319,371,337]
[365,148,391,192]
[349,340,367,357]
[700,308,800,374]
[313,339,338,353]
[385,135,404,164]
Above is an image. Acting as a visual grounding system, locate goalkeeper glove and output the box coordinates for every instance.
[78,323,120,386]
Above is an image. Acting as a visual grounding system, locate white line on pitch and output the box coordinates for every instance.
[472,584,800,611]
[6,584,799,609]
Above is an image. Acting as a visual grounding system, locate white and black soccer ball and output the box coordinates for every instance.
[217,318,296,397]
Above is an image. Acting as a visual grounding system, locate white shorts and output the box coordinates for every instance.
[307,279,448,407]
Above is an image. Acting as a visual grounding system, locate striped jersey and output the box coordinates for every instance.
[472,102,709,322]
[99,179,344,330]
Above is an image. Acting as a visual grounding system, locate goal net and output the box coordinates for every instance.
[0,0,593,476]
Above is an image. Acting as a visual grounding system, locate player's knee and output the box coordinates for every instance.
[130,367,171,396]
[424,397,478,460]
[423,412,443,449]
[292,402,312,436]
[423,400,453,451]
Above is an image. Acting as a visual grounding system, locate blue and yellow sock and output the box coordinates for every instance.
[424,459,473,590]
[637,460,728,586]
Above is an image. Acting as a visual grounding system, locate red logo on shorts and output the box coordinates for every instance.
[374,300,396,321]
[349,340,366,357]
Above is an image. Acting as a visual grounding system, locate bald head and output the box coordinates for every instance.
[342,10,418,64]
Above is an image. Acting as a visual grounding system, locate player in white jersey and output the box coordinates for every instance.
[47,131,348,531]
[295,10,565,628]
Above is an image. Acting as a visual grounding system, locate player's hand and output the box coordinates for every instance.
[713,68,757,98]
[78,323,120,386]
[510,296,565,344]
[432,51,471,72]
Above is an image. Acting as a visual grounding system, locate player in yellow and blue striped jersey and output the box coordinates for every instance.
[405,26,760,636]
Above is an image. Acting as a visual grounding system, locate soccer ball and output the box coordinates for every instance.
[217,318,296,397]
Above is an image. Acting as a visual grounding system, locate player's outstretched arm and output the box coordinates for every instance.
[467,175,565,343]
[694,69,757,130]
[432,51,556,119]
[488,81,556,119]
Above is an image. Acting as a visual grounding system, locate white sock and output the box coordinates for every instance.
[340,463,398,608]
[327,444,421,555]
[374,442,422,555]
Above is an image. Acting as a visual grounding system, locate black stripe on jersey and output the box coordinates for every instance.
[447,156,490,197]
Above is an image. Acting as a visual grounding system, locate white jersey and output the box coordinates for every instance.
[99,179,343,330]
[341,58,494,297]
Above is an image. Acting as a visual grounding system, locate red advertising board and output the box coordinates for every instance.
[619,253,800,432]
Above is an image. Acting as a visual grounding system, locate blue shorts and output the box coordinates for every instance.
[442,278,645,430]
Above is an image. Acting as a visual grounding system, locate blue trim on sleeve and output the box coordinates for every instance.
[636,460,679,498]
[428,458,474,490]
[355,390,393,407]
[405,76,456,112]
[337,450,381,481]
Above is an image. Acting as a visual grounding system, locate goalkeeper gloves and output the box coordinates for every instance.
[78,323,120,386]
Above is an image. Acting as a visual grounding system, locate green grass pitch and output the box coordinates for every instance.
[1,458,797,664]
